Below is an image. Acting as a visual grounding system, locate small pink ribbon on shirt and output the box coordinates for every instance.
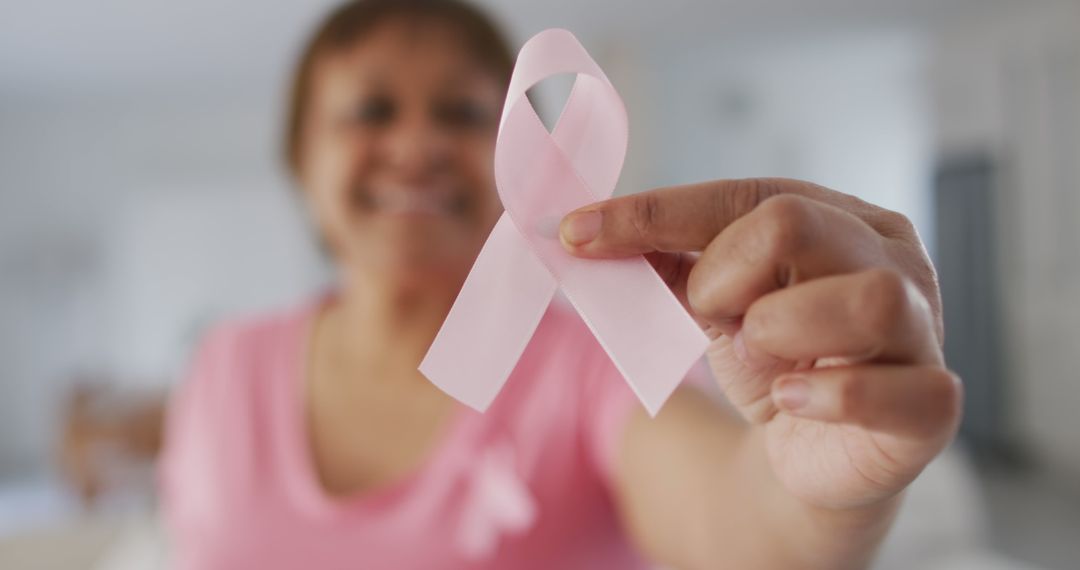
[420,29,708,416]
[456,439,537,559]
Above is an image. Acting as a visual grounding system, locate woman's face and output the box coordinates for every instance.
[298,19,505,287]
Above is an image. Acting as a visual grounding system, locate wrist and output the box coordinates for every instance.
[793,492,902,569]
[737,427,904,568]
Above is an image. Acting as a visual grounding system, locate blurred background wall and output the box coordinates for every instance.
[1,0,1078,567]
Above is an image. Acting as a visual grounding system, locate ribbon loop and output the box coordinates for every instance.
[421,29,708,416]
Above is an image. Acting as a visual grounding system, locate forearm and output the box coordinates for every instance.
[616,389,904,570]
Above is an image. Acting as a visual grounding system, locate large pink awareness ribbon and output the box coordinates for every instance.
[420,29,708,416]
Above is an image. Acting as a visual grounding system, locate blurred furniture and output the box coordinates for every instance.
[933,154,1007,459]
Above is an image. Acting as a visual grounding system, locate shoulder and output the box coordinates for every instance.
[182,300,314,391]
[163,298,315,449]
[160,299,316,515]
[193,302,311,366]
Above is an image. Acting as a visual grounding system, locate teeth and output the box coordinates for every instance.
[368,186,456,215]
[375,193,443,214]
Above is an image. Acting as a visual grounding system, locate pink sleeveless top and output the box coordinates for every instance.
[159,297,650,569]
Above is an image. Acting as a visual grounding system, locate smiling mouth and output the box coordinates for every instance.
[354,184,470,218]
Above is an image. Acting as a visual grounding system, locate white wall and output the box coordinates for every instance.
[103,187,328,381]
[927,3,1080,478]
[0,91,326,478]
[612,29,933,239]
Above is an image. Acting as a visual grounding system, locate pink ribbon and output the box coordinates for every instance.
[420,29,708,416]
[456,439,537,559]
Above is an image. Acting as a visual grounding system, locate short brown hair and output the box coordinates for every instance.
[283,0,514,179]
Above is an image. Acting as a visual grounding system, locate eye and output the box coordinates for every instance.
[348,96,394,126]
[434,99,493,128]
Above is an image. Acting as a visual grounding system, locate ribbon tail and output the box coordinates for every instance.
[559,254,708,416]
[419,214,557,411]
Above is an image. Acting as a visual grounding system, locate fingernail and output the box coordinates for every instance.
[560,210,602,246]
[774,376,810,411]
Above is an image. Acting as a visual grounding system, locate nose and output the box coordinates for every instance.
[379,111,451,176]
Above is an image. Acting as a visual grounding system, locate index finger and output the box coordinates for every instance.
[558,177,867,257]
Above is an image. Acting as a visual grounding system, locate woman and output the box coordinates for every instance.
[159,1,961,568]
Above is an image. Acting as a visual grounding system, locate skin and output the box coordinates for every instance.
[296,19,505,496]
[61,17,962,569]
[560,180,961,568]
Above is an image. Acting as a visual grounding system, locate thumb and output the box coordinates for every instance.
[558,182,730,257]
[559,179,819,257]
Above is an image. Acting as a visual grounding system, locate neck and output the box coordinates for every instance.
[324,266,460,379]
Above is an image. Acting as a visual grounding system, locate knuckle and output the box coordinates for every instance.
[836,370,866,418]
[750,194,816,261]
[852,268,913,343]
[724,178,782,218]
[630,192,662,246]
[876,208,917,239]
[928,368,964,420]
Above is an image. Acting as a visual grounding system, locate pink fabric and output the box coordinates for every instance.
[159,296,650,569]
